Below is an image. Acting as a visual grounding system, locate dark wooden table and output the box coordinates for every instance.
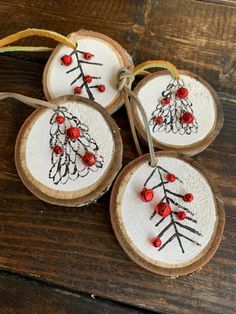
[0,0,235,313]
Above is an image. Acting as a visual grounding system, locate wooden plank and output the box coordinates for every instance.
[0,0,235,95]
[0,0,235,313]
[0,272,148,313]
[137,0,236,96]
[197,0,236,7]
[0,0,146,61]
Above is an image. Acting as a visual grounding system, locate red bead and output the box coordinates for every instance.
[176,211,186,220]
[53,145,63,155]
[156,202,171,217]
[180,112,195,124]
[176,87,188,99]
[161,97,171,105]
[166,173,176,182]
[84,75,92,83]
[66,127,80,140]
[97,84,105,92]
[82,152,96,167]
[140,188,154,202]
[183,193,194,202]
[83,52,93,60]
[61,54,72,66]
[151,237,162,248]
[155,116,163,125]
[74,86,82,94]
[56,115,65,124]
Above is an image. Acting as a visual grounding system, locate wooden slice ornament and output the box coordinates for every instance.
[43,30,133,113]
[110,151,225,276]
[111,69,225,276]
[132,61,223,155]
[0,28,133,114]
[0,93,122,206]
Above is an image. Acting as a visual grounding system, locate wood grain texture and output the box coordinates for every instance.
[0,272,149,314]
[0,0,235,313]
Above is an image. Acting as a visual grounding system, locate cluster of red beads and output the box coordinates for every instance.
[53,116,66,155]
[140,172,195,249]
[61,54,105,95]
[61,51,94,65]
[156,87,195,125]
[52,115,96,167]
[73,84,105,95]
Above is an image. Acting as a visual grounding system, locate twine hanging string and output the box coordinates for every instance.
[117,61,180,168]
[0,92,58,111]
[0,28,77,53]
[117,68,157,167]
[0,29,75,109]
[133,60,180,80]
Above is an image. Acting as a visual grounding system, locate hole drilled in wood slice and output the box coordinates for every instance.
[132,70,223,155]
[110,151,225,276]
[43,29,133,114]
[15,95,123,207]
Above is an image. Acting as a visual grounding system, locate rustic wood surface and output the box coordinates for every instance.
[0,0,235,313]
[0,272,148,314]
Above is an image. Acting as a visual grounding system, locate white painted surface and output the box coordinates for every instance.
[25,101,114,192]
[120,156,217,266]
[46,37,124,108]
[137,74,216,146]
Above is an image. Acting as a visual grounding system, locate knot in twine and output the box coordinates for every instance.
[116,67,157,167]
[116,67,135,91]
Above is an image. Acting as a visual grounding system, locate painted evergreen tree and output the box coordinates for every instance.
[140,165,202,253]
[49,107,104,185]
[60,48,105,100]
[149,78,198,135]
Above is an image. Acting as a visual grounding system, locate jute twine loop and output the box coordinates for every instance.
[117,68,157,167]
[0,92,59,111]
[0,28,76,53]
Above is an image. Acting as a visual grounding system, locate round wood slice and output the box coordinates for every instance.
[110,151,225,276]
[43,29,133,114]
[15,95,123,206]
[132,70,223,155]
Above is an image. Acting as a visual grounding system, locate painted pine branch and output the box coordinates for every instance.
[66,49,103,100]
[145,165,201,253]
[49,107,104,185]
[149,78,198,135]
